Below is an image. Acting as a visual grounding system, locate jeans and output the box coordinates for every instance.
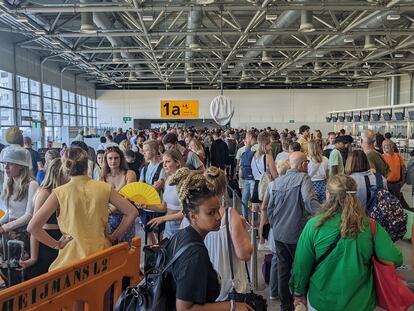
[269,251,278,297]
[275,240,297,311]
[241,179,255,219]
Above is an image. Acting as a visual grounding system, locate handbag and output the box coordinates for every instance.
[369,218,414,311]
[225,208,267,311]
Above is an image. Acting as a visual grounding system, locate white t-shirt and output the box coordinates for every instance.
[307,157,329,181]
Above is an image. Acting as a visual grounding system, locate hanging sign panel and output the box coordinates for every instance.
[161,100,199,118]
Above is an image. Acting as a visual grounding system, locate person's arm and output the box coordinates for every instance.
[331,165,338,176]
[230,208,253,261]
[27,193,72,249]
[107,188,139,242]
[266,153,277,179]
[189,152,205,172]
[126,170,137,183]
[20,190,50,268]
[301,175,320,215]
[153,168,165,191]
[1,181,39,232]
[148,211,184,228]
[291,221,316,297]
[259,188,271,244]
[374,221,403,266]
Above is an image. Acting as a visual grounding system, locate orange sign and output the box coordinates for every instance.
[161,100,199,118]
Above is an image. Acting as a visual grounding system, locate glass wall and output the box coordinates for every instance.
[0,68,96,143]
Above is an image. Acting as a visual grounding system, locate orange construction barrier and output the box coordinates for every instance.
[0,237,142,311]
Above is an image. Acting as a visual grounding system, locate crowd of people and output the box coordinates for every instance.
[0,124,411,311]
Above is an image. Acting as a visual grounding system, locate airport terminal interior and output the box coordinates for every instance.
[1,0,414,310]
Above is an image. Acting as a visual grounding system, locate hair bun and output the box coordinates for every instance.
[206,166,220,178]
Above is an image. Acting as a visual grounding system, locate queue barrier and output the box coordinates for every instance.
[0,237,142,311]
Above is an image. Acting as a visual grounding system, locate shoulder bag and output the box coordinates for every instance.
[225,208,268,311]
[369,218,414,311]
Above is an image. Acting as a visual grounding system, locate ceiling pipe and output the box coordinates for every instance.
[80,0,96,33]
[260,0,410,83]
[185,8,203,76]
[229,0,313,76]
[92,10,146,77]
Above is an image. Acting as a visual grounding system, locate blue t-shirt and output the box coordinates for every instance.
[26,148,41,176]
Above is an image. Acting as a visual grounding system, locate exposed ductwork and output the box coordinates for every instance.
[185,9,203,75]
[92,11,146,77]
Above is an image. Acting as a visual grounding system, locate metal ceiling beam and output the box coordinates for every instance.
[12,3,414,14]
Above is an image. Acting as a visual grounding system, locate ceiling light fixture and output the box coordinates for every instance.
[150,38,159,44]
[299,10,315,33]
[265,14,278,21]
[112,52,122,63]
[228,64,235,69]
[236,53,244,58]
[315,52,324,58]
[321,78,327,82]
[142,15,154,22]
[129,72,137,81]
[241,71,248,81]
[353,70,360,78]
[189,43,201,51]
[261,51,272,63]
[284,76,292,84]
[15,16,28,23]
[344,36,354,43]
[339,72,347,76]
[394,53,404,58]
[295,63,303,68]
[364,35,376,50]
[80,12,96,33]
[247,38,257,43]
[187,65,196,73]
[387,14,400,20]
[34,30,46,35]
[314,62,323,71]
[185,77,192,84]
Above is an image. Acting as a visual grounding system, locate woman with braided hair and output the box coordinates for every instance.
[165,168,253,311]
[291,175,402,311]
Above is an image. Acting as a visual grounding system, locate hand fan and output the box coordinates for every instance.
[0,209,4,219]
[119,182,161,206]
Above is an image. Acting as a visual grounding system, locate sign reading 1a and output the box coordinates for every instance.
[161,100,199,118]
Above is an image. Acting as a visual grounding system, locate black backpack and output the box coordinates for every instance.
[115,241,203,311]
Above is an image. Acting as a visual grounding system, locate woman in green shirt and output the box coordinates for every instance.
[291,175,402,311]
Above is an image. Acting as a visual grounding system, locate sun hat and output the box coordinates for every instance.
[0,145,32,167]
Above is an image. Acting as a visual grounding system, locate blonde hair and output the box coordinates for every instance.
[204,166,227,197]
[276,160,290,176]
[169,168,216,220]
[44,150,60,167]
[308,140,323,163]
[40,158,65,192]
[316,175,366,239]
[1,166,33,203]
[190,139,205,158]
[255,131,271,158]
[163,150,184,178]
[119,139,132,154]
[62,147,88,177]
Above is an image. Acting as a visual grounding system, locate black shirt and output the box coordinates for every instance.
[167,226,220,306]
[210,139,229,168]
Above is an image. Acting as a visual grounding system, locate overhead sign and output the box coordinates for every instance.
[123,117,132,122]
[161,100,198,118]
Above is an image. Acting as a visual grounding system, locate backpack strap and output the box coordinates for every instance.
[374,173,384,189]
[152,162,163,184]
[364,175,371,208]
[225,208,235,283]
[310,232,341,276]
[263,154,267,173]
[143,164,149,182]
[162,241,204,273]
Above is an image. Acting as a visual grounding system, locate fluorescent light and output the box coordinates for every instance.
[228,64,235,69]
[189,43,201,51]
[150,38,159,44]
[347,84,353,87]
[260,83,265,86]
[155,54,163,59]
[142,15,154,22]
[15,16,28,23]
[394,53,404,58]
[321,78,327,82]
[236,54,244,58]
[265,14,278,21]
[344,37,354,43]
[307,83,312,86]
[315,52,324,58]
[339,72,347,76]
[34,30,46,35]
[51,41,60,45]
[247,38,257,43]
[295,63,303,68]
[269,79,275,82]
[387,14,400,20]
[363,63,371,68]
[280,71,287,76]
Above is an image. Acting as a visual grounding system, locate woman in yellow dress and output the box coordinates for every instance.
[28,146,138,271]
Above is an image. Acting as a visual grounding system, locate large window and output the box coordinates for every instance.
[0,69,97,143]
[0,70,14,127]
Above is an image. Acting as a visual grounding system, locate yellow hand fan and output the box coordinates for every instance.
[119,182,161,206]
[0,209,4,219]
